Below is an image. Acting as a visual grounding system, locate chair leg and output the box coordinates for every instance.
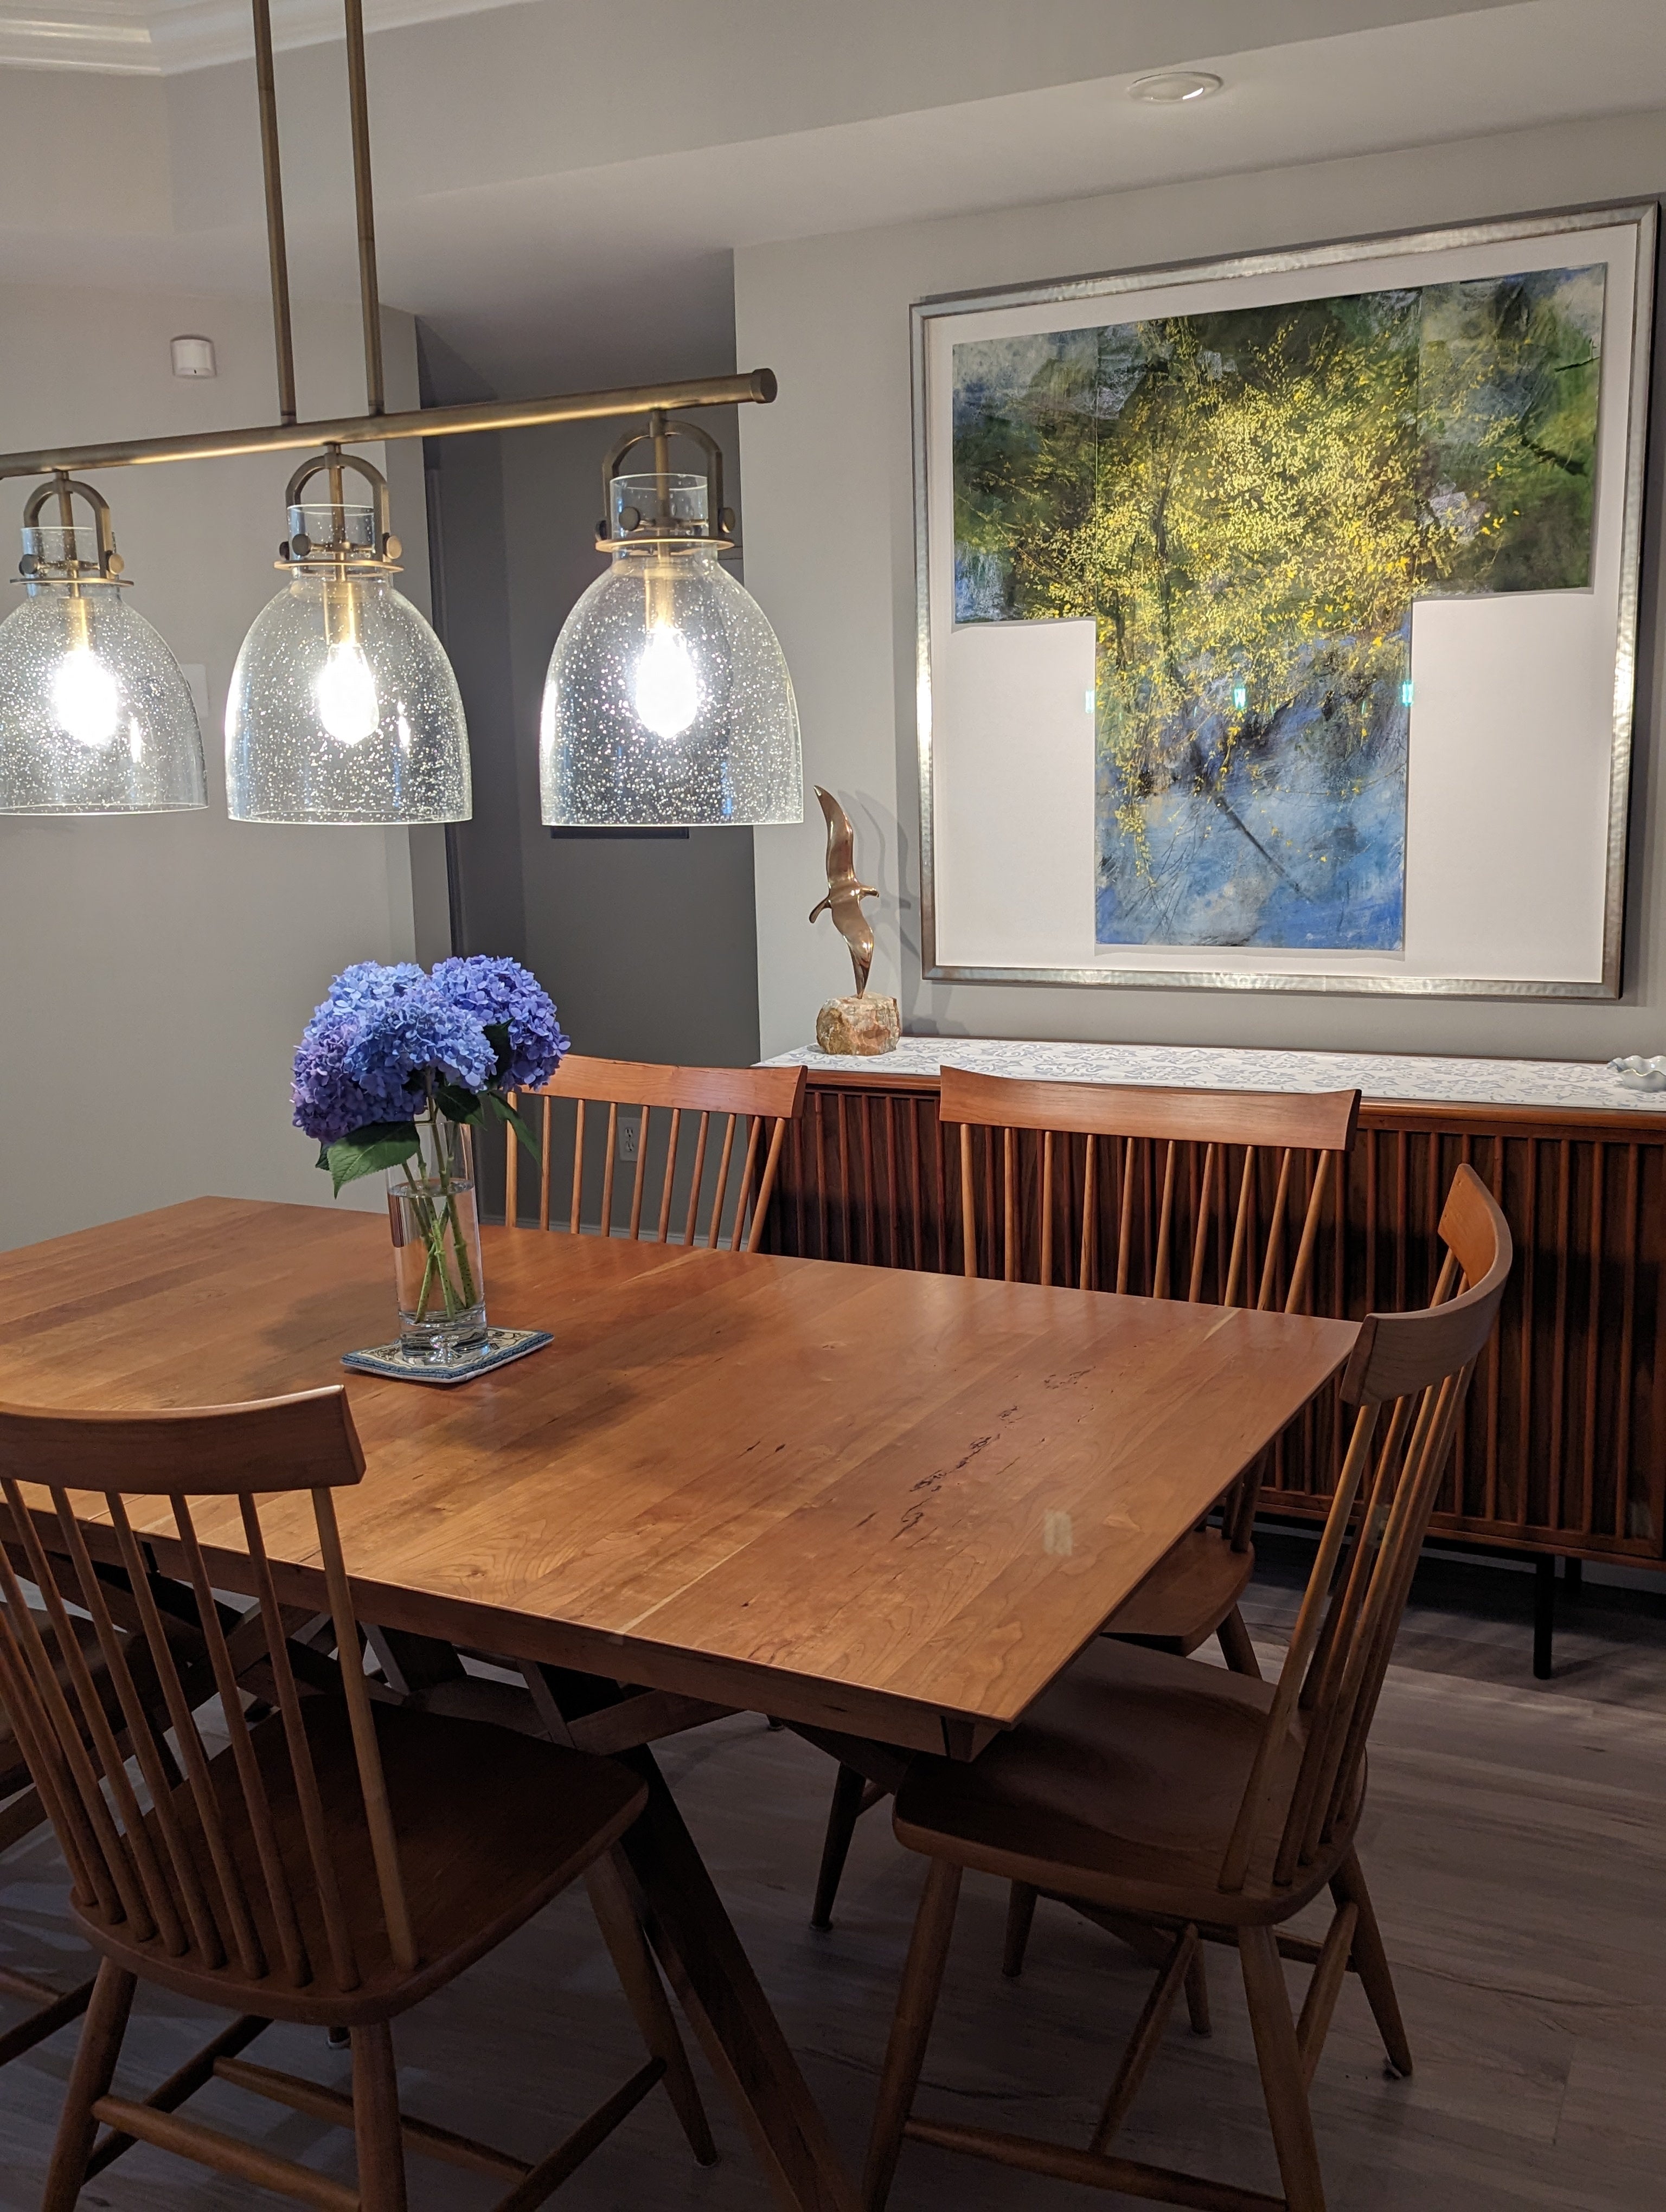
[1001,1881,1038,1977]
[862,1857,962,2212]
[1239,1926,1327,2212]
[811,1764,868,1930]
[1183,1942,1212,2036]
[42,1960,135,2212]
[586,1854,717,2166]
[1216,1605,1262,1678]
[1331,1850,1412,2077]
[351,2020,408,2212]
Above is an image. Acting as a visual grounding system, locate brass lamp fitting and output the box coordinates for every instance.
[277,446,402,573]
[17,474,127,587]
[596,409,737,552]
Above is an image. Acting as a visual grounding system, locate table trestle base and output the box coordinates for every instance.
[902,2117,1287,2211]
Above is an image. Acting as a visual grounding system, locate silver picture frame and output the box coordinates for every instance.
[913,202,1658,999]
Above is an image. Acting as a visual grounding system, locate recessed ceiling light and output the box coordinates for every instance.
[1129,70,1223,105]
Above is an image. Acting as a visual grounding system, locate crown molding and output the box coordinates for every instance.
[0,8,159,72]
[0,0,523,76]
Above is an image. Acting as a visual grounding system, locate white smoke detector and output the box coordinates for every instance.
[171,335,217,379]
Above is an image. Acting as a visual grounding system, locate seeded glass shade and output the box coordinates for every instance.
[226,571,471,825]
[540,542,802,826]
[0,579,206,814]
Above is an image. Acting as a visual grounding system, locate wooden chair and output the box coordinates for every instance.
[806,1069,1360,1932]
[862,1162,1513,2212]
[0,1385,714,2211]
[0,1622,100,2070]
[0,1533,319,2076]
[505,1054,806,1251]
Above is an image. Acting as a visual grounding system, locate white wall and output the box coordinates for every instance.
[0,282,437,1249]
[737,109,1666,1061]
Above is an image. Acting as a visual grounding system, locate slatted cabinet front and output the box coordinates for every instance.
[762,1078,1666,1565]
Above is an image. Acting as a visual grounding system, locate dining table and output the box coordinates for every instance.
[0,1195,1359,2212]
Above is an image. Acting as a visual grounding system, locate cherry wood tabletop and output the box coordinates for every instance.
[0,1197,1357,1758]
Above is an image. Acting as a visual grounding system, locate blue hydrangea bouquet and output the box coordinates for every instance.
[292,956,568,1358]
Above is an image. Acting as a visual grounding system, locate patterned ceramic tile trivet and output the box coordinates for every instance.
[341,1327,553,1386]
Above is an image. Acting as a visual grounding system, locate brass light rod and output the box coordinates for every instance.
[250,0,297,427]
[343,0,385,419]
[0,369,777,481]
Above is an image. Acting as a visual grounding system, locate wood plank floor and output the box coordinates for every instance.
[2,1550,1662,2210]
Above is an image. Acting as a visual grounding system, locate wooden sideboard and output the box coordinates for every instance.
[758,1065,1666,1571]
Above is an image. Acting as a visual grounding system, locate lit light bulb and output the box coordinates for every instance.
[315,641,380,744]
[52,646,120,748]
[633,623,700,738]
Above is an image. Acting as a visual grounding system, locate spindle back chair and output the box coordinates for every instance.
[805,1072,1362,1932]
[949,1068,1359,1654]
[866,1164,1513,2212]
[0,1385,711,2211]
[0,1524,335,2076]
[505,1055,806,1252]
[942,1068,1359,1307]
[0,1623,99,2070]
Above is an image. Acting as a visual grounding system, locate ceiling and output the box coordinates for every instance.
[0,0,513,74]
[0,0,1659,395]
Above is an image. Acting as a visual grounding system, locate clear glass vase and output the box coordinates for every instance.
[386,1119,486,1362]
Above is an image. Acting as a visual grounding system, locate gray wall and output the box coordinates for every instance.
[0,285,433,1250]
[420,329,762,1072]
[737,108,1666,1063]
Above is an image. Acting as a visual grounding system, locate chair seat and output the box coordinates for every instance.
[1100,1528,1254,1650]
[77,1695,645,2025]
[894,1638,1356,1927]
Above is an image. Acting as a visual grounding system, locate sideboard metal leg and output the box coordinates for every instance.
[1533,1555,1555,1680]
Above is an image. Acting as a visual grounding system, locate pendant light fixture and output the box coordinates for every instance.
[0,0,785,836]
[541,412,802,827]
[222,0,470,825]
[226,450,469,823]
[0,475,206,815]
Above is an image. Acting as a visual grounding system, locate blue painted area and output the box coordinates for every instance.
[954,547,1012,625]
[1095,625,1409,951]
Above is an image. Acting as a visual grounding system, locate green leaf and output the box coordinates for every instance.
[483,1021,513,1084]
[316,1142,332,1173]
[434,1083,485,1125]
[486,1089,542,1163]
[324,1121,421,1197]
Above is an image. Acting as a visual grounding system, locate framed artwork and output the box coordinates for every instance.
[913,204,1657,997]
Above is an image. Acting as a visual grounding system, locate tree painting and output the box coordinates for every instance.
[951,267,1604,950]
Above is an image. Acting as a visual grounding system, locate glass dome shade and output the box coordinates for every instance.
[226,569,471,826]
[0,575,206,815]
[541,540,802,827]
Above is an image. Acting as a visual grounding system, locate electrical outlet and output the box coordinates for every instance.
[618,1115,641,1162]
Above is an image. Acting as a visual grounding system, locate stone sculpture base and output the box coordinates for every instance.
[816,994,901,1056]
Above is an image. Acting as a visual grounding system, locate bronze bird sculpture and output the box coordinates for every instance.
[808,785,879,997]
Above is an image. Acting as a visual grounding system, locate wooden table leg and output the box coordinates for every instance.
[375,1643,861,2212]
[612,1748,859,2212]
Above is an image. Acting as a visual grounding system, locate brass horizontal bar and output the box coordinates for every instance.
[0,367,777,481]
